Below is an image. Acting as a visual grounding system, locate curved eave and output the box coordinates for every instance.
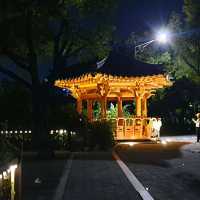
[55,72,172,90]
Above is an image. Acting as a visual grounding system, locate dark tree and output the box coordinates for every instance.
[0,0,118,151]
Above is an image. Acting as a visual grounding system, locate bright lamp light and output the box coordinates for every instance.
[156,29,170,44]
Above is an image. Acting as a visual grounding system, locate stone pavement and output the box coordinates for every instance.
[63,152,141,200]
[21,152,141,200]
[116,141,200,200]
[21,153,69,200]
[21,140,200,200]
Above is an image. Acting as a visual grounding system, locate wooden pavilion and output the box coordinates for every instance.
[55,51,172,140]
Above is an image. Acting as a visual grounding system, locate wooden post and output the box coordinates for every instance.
[76,98,82,114]
[117,97,123,117]
[135,96,142,117]
[101,97,107,119]
[87,99,93,121]
[142,97,147,117]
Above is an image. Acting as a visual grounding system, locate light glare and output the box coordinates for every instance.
[161,140,167,145]
[156,29,170,44]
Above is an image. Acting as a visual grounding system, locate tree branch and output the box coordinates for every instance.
[183,55,200,75]
[64,45,84,58]
[62,40,73,55]
[0,64,32,89]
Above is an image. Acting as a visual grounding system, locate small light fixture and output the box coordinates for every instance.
[3,171,7,178]
[59,129,64,135]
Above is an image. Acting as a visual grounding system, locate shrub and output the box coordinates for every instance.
[88,120,114,150]
[0,135,18,164]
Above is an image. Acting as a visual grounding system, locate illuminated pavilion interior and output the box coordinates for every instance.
[55,51,172,140]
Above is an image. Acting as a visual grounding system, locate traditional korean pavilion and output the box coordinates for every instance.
[55,51,172,140]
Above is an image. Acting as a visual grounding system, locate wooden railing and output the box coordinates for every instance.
[108,117,156,140]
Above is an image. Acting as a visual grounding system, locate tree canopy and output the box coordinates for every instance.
[0,0,118,150]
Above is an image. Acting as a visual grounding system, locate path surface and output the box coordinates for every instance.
[116,142,200,200]
[21,137,200,200]
[63,152,141,200]
[22,154,68,200]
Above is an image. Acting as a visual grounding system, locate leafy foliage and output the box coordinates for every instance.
[149,78,200,134]
[88,120,114,150]
[0,0,118,151]
[169,2,200,82]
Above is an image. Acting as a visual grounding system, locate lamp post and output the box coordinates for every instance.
[135,29,170,59]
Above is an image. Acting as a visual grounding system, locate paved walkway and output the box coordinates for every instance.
[116,141,200,200]
[22,159,67,200]
[21,138,200,200]
[63,152,141,200]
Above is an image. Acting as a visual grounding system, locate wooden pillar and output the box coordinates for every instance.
[117,97,123,117]
[101,97,107,119]
[77,98,82,114]
[142,97,147,117]
[87,99,93,121]
[135,96,142,117]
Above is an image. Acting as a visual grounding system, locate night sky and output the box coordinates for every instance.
[116,0,183,38]
[0,0,184,81]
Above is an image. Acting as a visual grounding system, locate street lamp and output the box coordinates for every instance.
[135,29,170,58]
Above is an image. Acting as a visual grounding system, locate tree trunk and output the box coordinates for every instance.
[31,83,54,157]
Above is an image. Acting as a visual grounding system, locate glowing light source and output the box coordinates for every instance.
[161,140,167,145]
[120,142,138,146]
[3,171,7,177]
[166,138,171,142]
[9,164,17,171]
[128,142,134,146]
[9,164,17,200]
[156,29,170,44]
